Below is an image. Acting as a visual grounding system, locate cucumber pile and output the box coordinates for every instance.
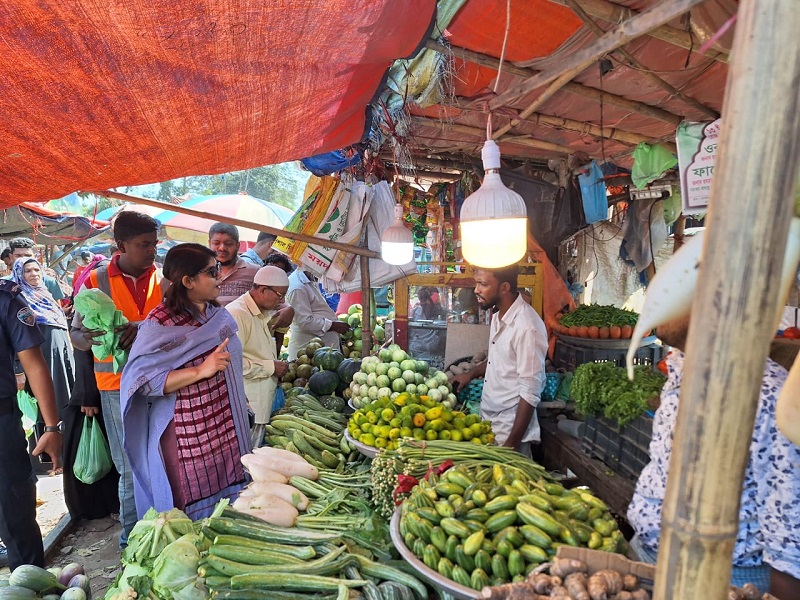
[398,464,624,591]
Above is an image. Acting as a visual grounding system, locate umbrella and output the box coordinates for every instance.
[153,194,295,245]
[95,203,164,221]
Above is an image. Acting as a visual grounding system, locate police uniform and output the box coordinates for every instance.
[0,279,46,568]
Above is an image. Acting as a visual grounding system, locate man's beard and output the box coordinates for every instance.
[219,255,237,267]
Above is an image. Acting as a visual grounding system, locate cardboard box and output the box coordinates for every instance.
[555,546,655,587]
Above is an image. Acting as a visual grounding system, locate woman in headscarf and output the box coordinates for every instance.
[120,243,251,520]
[11,257,75,422]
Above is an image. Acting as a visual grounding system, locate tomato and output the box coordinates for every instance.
[620,324,633,339]
[609,325,622,339]
[569,326,580,336]
[577,326,590,338]
[783,326,800,339]
[588,326,600,338]
[598,326,610,339]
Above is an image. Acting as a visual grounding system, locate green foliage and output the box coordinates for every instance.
[570,362,666,425]
[163,164,306,210]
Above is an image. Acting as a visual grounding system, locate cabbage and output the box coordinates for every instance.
[152,534,206,600]
[122,508,194,567]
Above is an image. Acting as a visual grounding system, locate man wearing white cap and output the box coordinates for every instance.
[226,266,293,447]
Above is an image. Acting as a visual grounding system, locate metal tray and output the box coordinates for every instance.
[343,429,378,459]
[389,511,479,600]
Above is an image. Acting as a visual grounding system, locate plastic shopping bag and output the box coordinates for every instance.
[17,390,39,438]
[271,386,286,415]
[74,416,113,484]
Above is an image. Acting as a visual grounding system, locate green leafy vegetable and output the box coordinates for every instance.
[560,304,639,328]
[122,508,194,567]
[571,362,665,425]
[152,534,206,600]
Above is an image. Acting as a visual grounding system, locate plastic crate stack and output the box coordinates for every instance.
[458,378,484,415]
[581,414,654,480]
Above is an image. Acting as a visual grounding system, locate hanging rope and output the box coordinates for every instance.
[485,0,512,142]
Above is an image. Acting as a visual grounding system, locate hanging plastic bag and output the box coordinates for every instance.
[555,371,574,402]
[74,416,113,484]
[17,390,39,438]
[271,386,286,415]
[631,142,678,189]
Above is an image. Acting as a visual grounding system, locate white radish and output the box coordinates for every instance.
[252,446,310,465]
[242,481,309,510]
[232,494,299,527]
[240,454,289,483]
[243,451,319,480]
[626,217,800,380]
[777,352,800,446]
[626,231,705,379]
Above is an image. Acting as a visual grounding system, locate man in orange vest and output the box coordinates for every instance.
[70,211,162,547]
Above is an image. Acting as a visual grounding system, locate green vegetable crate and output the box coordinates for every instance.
[552,339,664,371]
[581,414,654,480]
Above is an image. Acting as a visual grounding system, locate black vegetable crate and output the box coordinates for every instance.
[581,414,654,481]
[553,339,664,371]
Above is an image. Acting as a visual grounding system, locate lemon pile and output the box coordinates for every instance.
[347,393,495,451]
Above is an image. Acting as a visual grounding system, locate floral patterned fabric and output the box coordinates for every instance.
[628,351,800,579]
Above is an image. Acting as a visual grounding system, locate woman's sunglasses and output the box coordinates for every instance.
[198,262,222,278]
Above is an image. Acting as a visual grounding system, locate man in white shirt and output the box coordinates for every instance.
[286,269,349,360]
[226,266,293,447]
[452,265,547,455]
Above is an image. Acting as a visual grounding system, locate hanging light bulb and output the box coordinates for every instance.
[459,139,527,268]
[381,204,414,265]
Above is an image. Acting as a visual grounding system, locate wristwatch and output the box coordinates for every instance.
[43,422,63,434]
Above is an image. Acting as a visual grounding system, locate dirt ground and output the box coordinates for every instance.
[1,466,124,599]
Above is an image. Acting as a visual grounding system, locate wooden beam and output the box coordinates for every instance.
[411,116,573,155]
[563,0,719,119]
[457,102,676,151]
[546,0,728,63]
[655,1,800,597]
[88,189,381,258]
[426,39,683,125]
[489,0,709,110]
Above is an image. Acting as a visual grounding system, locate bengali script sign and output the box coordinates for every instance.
[676,119,721,213]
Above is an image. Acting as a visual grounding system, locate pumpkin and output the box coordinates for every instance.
[307,370,340,396]
[319,395,346,412]
[336,358,361,385]
[313,347,345,371]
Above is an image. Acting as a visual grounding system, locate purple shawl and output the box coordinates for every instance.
[120,303,251,519]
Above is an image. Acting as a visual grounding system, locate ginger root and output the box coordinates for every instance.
[622,574,639,592]
[588,569,624,600]
[526,572,557,595]
[550,557,589,579]
[564,572,590,600]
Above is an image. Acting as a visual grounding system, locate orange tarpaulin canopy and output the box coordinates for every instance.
[0,0,436,208]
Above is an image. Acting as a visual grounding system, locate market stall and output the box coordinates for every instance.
[3,0,800,599]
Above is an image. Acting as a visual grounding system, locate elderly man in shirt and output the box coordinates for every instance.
[451,265,547,455]
[226,266,293,447]
[627,314,800,599]
[286,269,349,360]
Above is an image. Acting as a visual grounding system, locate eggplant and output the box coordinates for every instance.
[68,575,91,600]
[58,563,85,587]
[60,588,87,600]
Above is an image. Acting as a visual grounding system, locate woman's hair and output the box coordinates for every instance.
[162,243,218,317]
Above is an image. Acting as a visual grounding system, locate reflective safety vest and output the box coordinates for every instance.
[90,266,162,390]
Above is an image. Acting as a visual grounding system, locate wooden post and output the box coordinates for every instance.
[360,230,372,357]
[655,2,800,598]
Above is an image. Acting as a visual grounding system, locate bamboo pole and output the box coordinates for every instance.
[425,39,684,125]
[360,230,372,357]
[655,1,800,598]
[489,0,707,110]
[562,0,719,120]
[545,0,728,63]
[88,189,380,259]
